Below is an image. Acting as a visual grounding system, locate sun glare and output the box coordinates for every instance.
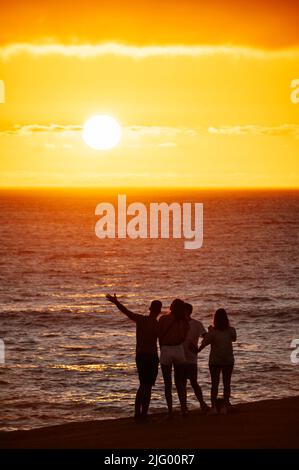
[82,115,122,150]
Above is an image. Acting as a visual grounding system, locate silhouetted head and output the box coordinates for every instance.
[213,308,229,330]
[170,298,186,320]
[149,300,162,317]
[185,302,193,318]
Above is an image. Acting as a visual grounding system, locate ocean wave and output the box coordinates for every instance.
[46,252,97,261]
[17,250,36,255]
[58,345,91,351]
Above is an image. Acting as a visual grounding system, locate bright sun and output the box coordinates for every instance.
[82,115,122,150]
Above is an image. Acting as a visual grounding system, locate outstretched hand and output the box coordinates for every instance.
[106,293,118,304]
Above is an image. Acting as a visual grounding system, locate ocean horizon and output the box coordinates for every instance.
[0,188,298,431]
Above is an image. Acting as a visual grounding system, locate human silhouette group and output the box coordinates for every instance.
[106,294,236,422]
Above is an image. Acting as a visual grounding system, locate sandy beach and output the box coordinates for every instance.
[1,396,299,449]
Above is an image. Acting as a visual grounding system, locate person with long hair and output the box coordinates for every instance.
[196,308,236,415]
[158,298,189,418]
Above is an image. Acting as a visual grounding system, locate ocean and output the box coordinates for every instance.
[0,189,298,431]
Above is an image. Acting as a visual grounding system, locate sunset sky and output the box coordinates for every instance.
[0,0,299,187]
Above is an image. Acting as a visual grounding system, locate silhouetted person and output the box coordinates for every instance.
[106,294,162,422]
[158,298,189,418]
[197,308,236,415]
[183,303,209,412]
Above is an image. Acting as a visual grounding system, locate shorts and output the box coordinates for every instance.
[160,344,186,367]
[136,353,159,385]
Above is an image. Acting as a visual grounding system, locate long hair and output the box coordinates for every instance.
[213,308,229,330]
[170,298,186,321]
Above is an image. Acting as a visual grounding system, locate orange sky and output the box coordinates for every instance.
[0,1,299,188]
[1,0,299,48]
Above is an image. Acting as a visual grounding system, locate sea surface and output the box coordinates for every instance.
[0,189,298,431]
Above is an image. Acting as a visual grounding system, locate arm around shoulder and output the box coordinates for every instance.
[198,331,212,352]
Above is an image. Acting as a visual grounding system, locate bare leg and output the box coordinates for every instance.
[161,364,173,416]
[174,364,188,415]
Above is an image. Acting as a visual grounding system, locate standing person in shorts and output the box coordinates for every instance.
[183,303,209,413]
[106,294,162,422]
[158,298,189,418]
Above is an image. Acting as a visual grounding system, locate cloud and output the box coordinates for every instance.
[127,126,198,137]
[0,123,198,138]
[1,42,299,61]
[0,124,82,135]
[0,123,197,149]
[2,123,298,143]
[208,124,299,138]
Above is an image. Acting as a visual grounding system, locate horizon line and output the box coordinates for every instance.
[0,186,298,192]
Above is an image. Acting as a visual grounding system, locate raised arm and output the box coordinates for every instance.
[106,293,140,322]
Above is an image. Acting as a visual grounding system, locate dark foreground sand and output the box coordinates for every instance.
[1,397,299,449]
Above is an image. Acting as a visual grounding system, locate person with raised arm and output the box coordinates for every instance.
[106,293,162,422]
